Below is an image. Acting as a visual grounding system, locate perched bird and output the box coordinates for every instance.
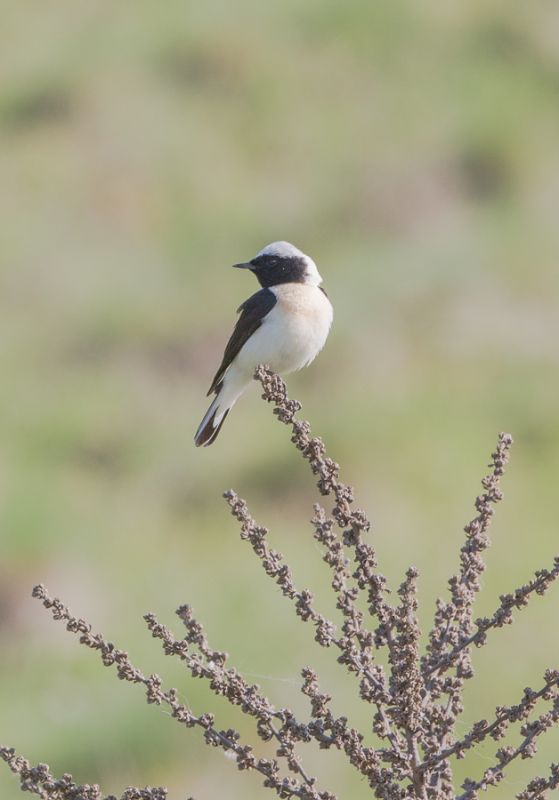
[194,241,333,447]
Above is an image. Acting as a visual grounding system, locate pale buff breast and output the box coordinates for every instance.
[267,283,333,370]
[273,283,330,317]
[234,283,333,375]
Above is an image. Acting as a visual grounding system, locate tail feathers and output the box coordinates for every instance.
[194,397,230,447]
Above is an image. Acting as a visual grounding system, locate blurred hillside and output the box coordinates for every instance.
[1,2,559,798]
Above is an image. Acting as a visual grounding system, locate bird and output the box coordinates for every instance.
[194,241,333,447]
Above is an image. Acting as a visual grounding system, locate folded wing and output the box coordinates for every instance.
[207,288,277,396]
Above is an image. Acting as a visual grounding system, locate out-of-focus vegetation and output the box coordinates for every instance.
[1,3,558,798]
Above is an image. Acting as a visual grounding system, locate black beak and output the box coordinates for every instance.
[232,261,253,270]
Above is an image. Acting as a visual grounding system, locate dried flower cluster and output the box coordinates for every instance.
[0,745,169,800]
[2,365,559,799]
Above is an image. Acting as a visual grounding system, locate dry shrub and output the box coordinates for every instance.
[3,367,559,799]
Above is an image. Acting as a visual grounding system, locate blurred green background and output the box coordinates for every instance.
[1,2,559,798]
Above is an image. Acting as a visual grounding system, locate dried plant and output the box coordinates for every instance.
[2,365,559,799]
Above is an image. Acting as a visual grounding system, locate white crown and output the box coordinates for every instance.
[256,241,306,259]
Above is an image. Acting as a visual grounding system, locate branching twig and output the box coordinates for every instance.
[0,746,170,800]
[30,584,333,800]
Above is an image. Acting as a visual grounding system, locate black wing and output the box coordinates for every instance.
[207,288,277,396]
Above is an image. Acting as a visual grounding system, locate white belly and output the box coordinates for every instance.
[236,283,333,374]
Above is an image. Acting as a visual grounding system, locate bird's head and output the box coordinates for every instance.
[233,241,322,288]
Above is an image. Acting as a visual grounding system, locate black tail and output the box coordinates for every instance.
[194,405,229,447]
